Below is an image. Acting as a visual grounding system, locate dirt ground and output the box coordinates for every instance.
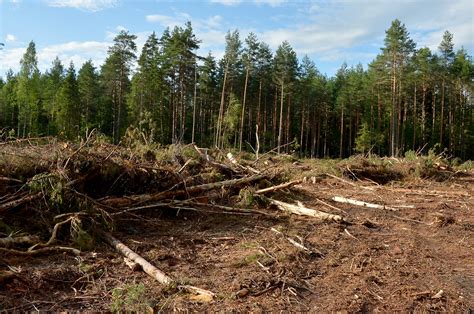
[1,167,473,312]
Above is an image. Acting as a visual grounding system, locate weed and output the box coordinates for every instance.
[238,187,254,207]
[233,252,264,267]
[110,283,151,313]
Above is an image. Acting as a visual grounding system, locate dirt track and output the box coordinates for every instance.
[1,171,473,311]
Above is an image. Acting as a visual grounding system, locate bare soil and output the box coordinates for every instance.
[1,169,473,311]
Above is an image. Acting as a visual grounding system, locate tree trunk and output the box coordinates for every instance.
[339,104,344,158]
[216,63,228,148]
[277,82,284,153]
[412,79,417,150]
[191,62,197,143]
[239,67,249,152]
[440,79,445,147]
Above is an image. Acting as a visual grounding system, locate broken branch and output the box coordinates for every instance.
[332,196,397,211]
[269,199,343,222]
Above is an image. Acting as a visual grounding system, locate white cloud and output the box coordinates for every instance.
[46,0,117,12]
[5,34,16,42]
[145,14,181,28]
[0,41,110,75]
[210,0,286,6]
[254,0,286,7]
[210,0,241,6]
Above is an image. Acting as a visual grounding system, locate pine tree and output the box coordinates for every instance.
[216,30,241,148]
[273,41,297,153]
[78,60,100,132]
[16,41,41,137]
[102,30,137,143]
[57,62,80,139]
[382,19,415,156]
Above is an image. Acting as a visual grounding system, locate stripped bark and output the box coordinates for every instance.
[331,196,397,211]
[269,199,343,222]
[100,231,215,299]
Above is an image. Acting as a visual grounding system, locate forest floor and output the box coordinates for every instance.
[0,138,473,312]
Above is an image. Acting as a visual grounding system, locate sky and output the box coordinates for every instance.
[0,0,473,78]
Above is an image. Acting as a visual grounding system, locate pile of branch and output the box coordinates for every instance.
[0,138,344,300]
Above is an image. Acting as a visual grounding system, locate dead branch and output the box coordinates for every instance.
[0,192,43,214]
[0,235,40,248]
[269,199,343,222]
[0,246,80,256]
[254,139,296,162]
[254,179,302,195]
[331,196,397,211]
[270,227,321,255]
[0,177,23,184]
[227,152,260,174]
[104,174,265,207]
[100,231,215,299]
[314,198,347,214]
[325,173,375,191]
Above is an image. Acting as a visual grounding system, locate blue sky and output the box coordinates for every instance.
[1,0,473,77]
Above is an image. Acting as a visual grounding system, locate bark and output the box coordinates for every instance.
[277,81,284,153]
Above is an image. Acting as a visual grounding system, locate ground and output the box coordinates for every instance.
[1,163,472,312]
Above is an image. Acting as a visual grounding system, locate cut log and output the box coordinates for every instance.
[331,196,397,211]
[100,231,215,299]
[269,199,343,222]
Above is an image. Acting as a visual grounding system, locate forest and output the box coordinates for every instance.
[0,19,473,159]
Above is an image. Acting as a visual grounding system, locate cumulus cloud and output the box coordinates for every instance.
[5,34,17,42]
[210,0,242,6]
[210,0,286,6]
[46,0,117,12]
[257,0,473,62]
[0,41,110,75]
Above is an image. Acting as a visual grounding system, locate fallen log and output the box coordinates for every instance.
[331,196,397,211]
[103,174,265,208]
[269,199,343,222]
[100,231,215,299]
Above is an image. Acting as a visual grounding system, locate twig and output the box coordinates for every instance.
[314,198,348,214]
[344,228,359,241]
[325,173,375,191]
